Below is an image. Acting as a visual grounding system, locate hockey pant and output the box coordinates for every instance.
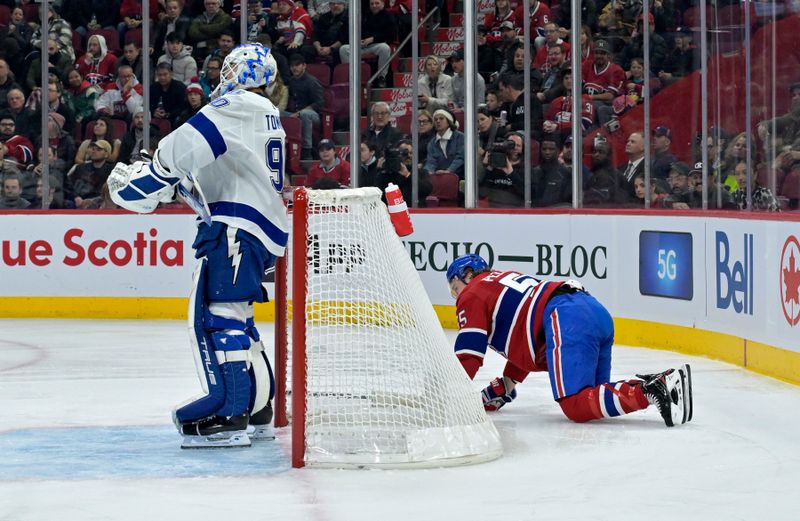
[543,291,649,423]
[174,223,276,425]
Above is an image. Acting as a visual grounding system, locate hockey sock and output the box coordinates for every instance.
[558,380,650,423]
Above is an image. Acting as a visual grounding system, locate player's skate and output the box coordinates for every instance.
[638,364,693,427]
[247,401,275,441]
[180,413,252,448]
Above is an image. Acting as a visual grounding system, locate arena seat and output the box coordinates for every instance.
[306,63,331,87]
[88,28,121,55]
[428,171,460,207]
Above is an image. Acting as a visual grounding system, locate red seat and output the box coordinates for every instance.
[72,31,85,58]
[332,62,371,85]
[681,5,714,29]
[428,172,460,207]
[394,114,412,134]
[780,171,800,200]
[125,27,143,47]
[281,116,303,175]
[306,63,331,87]
[85,118,128,141]
[22,3,38,23]
[0,6,11,26]
[150,117,172,137]
[88,28,121,55]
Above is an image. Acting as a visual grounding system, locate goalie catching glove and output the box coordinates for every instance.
[108,150,180,213]
[482,377,517,411]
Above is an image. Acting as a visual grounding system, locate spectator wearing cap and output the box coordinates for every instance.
[158,32,198,86]
[585,137,623,207]
[450,48,486,111]
[418,55,454,114]
[662,161,693,209]
[658,28,698,86]
[339,0,395,89]
[652,126,677,180]
[0,173,30,209]
[306,139,350,187]
[533,23,571,71]
[581,39,625,127]
[686,161,736,209]
[284,54,324,160]
[66,140,114,207]
[310,0,348,65]
[175,81,207,128]
[362,101,402,154]
[477,25,503,83]
[188,0,233,62]
[495,21,521,75]
[484,0,517,44]
[95,64,145,121]
[150,62,188,129]
[424,109,465,179]
[757,83,800,151]
[35,112,76,173]
[616,13,668,72]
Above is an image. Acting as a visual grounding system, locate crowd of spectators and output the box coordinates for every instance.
[0,0,795,211]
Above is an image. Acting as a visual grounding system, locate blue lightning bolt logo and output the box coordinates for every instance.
[226,227,243,285]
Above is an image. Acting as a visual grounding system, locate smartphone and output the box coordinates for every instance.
[498,110,507,126]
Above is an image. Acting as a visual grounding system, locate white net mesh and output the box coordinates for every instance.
[280,188,502,468]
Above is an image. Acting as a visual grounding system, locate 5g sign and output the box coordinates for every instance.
[639,231,693,300]
[657,248,678,280]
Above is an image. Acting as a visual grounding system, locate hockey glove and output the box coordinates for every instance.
[481,377,517,412]
[108,151,178,213]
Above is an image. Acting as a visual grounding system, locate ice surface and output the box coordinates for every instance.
[1,319,798,521]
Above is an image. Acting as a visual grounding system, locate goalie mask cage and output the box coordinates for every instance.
[273,187,502,469]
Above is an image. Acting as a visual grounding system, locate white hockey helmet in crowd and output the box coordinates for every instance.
[211,43,277,99]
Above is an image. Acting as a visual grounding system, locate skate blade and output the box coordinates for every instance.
[247,424,276,441]
[682,364,693,424]
[181,430,251,449]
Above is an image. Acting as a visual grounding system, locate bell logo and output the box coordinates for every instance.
[780,235,800,326]
[715,232,754,315]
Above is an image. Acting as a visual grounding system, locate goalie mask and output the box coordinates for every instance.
[447,254,489,283]
[211,43,277,99]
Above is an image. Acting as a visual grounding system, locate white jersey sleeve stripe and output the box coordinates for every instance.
[187,112,228,159]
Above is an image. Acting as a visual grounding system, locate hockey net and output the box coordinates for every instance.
[274,187,502,468]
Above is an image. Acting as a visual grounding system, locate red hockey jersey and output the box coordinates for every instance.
[513,2,551,39]
[454,270,563,382]
[545,94,595,133]
[581,60,626,97]
[2,135,34,165]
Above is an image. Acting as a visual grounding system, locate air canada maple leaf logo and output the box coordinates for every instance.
[780,235,800,326]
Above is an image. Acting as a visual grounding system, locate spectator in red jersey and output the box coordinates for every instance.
[484,0,517,44]
[533,23,570,70]
[513,0,551,48]
[76,34,119,87]
[306,139,350,187]
[188,0,233,61]
[581,39,625,127]
[543,69,595,138]
[270,0,314,59]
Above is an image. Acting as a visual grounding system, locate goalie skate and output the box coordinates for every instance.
[638,364,693,427]
[247,402,275,441]
[180,414,252,449]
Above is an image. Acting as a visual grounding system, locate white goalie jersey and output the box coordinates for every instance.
[158,89,289,256]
